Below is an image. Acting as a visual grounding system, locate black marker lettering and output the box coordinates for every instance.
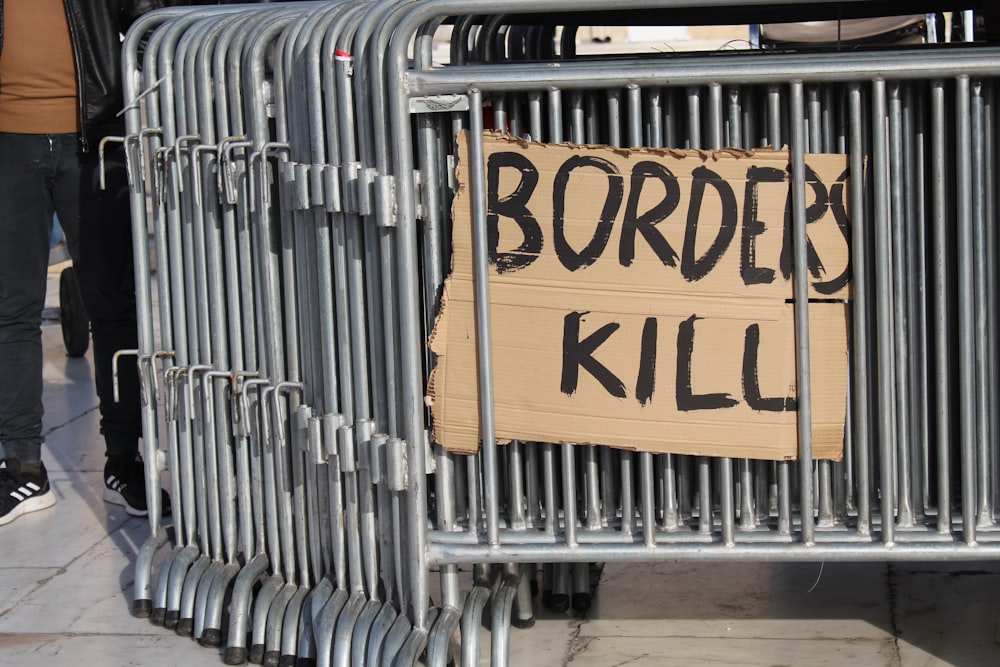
[553,156,623,271]
[780,163,829,281]
[812,168,851,295]
[682,166,737,282]
[487,151,543,274]
[742,323,797,412]
[740,166,784,286]
[561,312,627,399]
[635,316,658,406]
[676,315,739,411]
[619,161,680,268]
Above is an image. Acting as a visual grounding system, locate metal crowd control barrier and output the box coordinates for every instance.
[114,1,999,665]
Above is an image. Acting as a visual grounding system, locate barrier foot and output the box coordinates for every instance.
[175,616,192,636]
[332,593,366,667]
[175,554,211,632]
[134,599,153,619]
[202,628,223,648]
[250,575,286,664]
[350,599,382,664]
[459,587,490,667]
[512,565,535,628]
[249,644,266,665]
[150,545,182,625]
[224,646,249,666]
[278,586,309,666]
[364,601,398,666]
[490,577,518,667]
[379,614,412,666]
[263,583,298,667]
[391,627,428,667]
[226,554,271,664]
[426,605,461,667]
[314,588,349,667]
[202,562,241,647]
[163,545,200,629]
[133,527,169,618]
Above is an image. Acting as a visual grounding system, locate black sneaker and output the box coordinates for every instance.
[104,457,171,517]
[0,460,57,526]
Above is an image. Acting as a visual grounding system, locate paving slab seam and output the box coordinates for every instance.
[885,562,903,667]
[42,406,99,439]
[563,618,592,666]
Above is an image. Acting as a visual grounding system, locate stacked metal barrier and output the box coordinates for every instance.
[113,1,1000,665]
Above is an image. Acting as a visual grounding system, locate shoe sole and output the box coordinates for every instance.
[0,490,57,526]
[103,487,148,517]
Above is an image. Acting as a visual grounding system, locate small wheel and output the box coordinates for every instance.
[59,266,90,357]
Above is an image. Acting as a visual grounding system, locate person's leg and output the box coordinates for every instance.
[0,133,56,465]
[55,136,162,517]
[0,132,59,524]
[67,139,143,460]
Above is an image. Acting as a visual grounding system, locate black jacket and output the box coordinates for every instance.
[0,0,164,149]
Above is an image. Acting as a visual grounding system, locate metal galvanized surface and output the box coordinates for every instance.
[115,1,999,665]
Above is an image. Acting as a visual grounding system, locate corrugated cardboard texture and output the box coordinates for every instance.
[428,132,851,460]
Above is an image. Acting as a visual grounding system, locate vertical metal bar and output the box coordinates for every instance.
[929,79,952,534]
[848,83,872,536]
[548,88,563,144]
[708,83,723,150]
[585,93,601,145]
[627,84,642,148]
[542,445,557,536]
[583,447,601,531]
[606,89,622,148]
[686,86,702,150]
[955,76,978,545]
[971,80,994,528]
[790,81,815,546]
[888,81,915,528]
[762,82,793,535]
[562,445,578,547]
[663,89,678,148]
[641,454,656,547]
[737,460,754,531]
[905,82,930,521]
[872,79,897,545]
[766,84,782,150]
[661,454,679,529]
[600,446,617,528]
[698,458,712,535]
[647,88,663,148]
[509,442,527,531]
[985,82,1000,523]
[620,452,635,537]
[466,89,500,547]
[528,91,543,141]
[569,90,585,144]
[727,85,741,148]
[705,82,735,543]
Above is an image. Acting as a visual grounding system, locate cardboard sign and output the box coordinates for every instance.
[427,132,851,460]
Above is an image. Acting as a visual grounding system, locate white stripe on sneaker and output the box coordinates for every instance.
[25,482,40,492]
[10,491,23,501]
